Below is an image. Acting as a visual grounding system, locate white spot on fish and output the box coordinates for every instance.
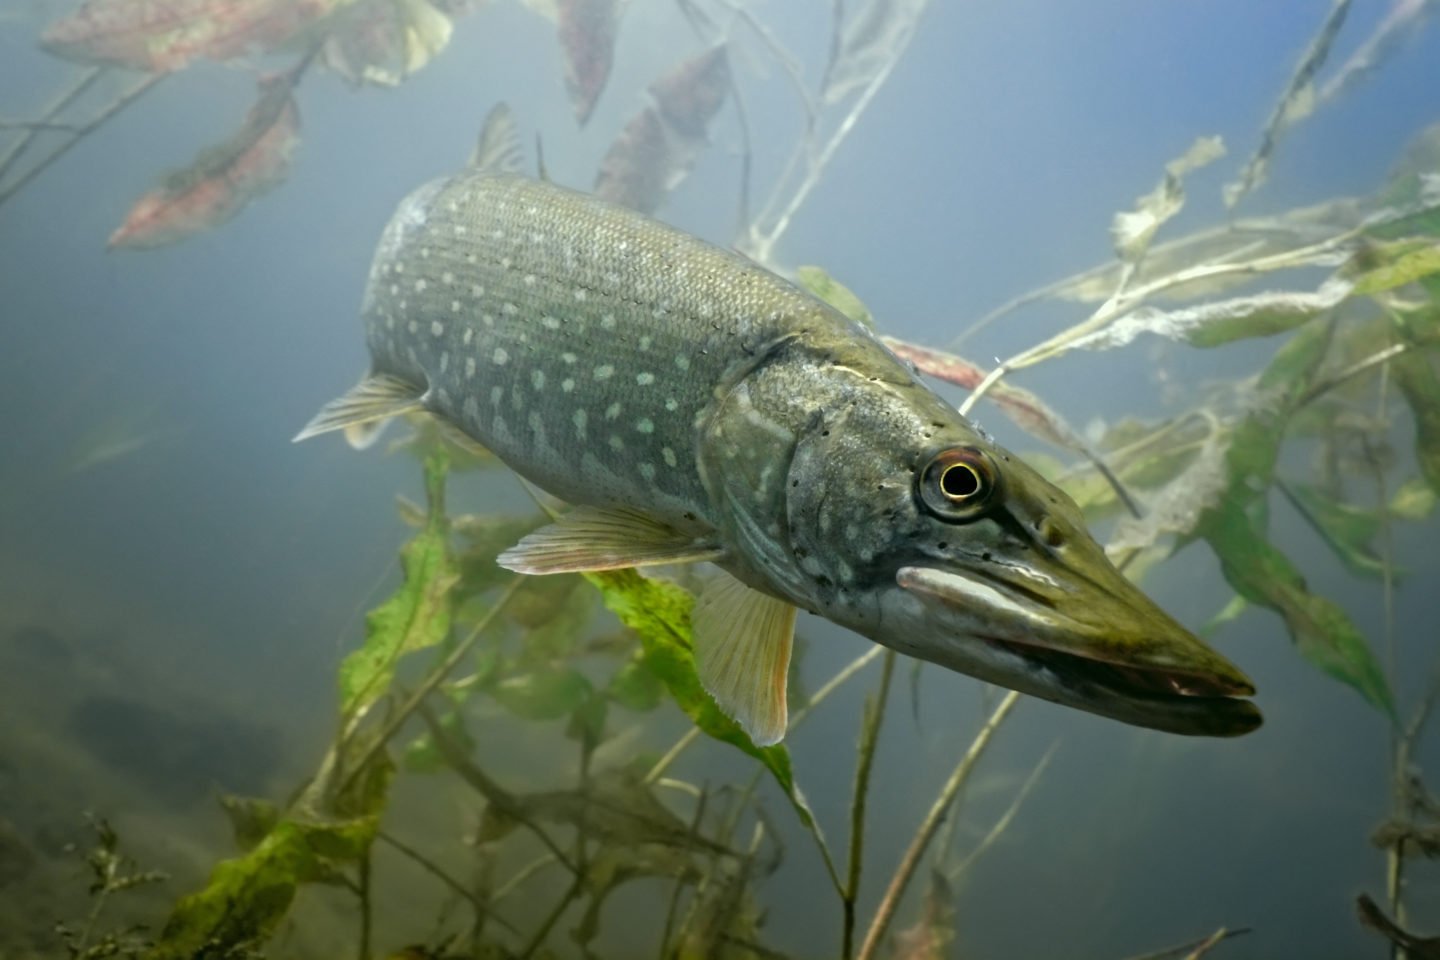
[463,328,474,345]
[531,370,546,390]
[503,303,519,316]
[561,378,575,393]
[674,355,690,371]
[593,364,614,380]
[442,271,454,285]
[664,398,679,412]
[421,248,431,259]
[609,435,625,452]
[490,386,503,406]
[524,274,537,287]
[605,272,620,286]
[455,224,468,236]
[639,336,652,351]
[561,352,577,365]
[385,314,395,329]
[466,357,476,378]
[600,315,616,330]
[431,320,444,337]
[635,418,654,434]
[698,302,715,318]
[439,352,450,373]
[605,402,622,421]
[389,283,399,296]
[436,387,450,406]
[640,463,656,482]
[492,229,504,240]
[662,447,677,468]
[501,257,513,270]
[408,320,419,334]
[528,411,546,445]
[471,284,484,297]
[636,372,654,386]
[483,313,496,327]
[452,300,461,313]
[463,396,479,420]
[573,289,588,302]
[493,347,509,366]
[572,409,587,438]
[395,262,405,273]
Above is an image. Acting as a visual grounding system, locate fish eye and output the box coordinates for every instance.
[918,447,997,521]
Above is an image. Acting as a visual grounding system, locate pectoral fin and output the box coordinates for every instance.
[294,374,426,448]
[693,571,796,747]
[496,506,725,574]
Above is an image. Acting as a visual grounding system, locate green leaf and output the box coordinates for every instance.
[1390,476,1437,520]
[1278,480,1394,580]
[217,795,280,853]
[795,265,874,329]
[1200,496,1393,715]
[144,815,378,960]
[492,666,594,721]
[339,450,459,719]
[1392,346,1440,494]
[1346,241,1440,296]
[1200,595,1250,637]
[584,570,821,833]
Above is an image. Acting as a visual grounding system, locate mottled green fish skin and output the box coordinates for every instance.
[364,172,946,554]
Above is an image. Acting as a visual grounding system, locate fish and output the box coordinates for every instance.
[297,104,1261,746]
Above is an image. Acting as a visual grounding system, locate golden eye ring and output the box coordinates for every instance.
[918,447,997,521]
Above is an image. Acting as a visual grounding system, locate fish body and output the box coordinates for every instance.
[301,108,1260,744]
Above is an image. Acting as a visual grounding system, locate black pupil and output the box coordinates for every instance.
[940,463,981,499]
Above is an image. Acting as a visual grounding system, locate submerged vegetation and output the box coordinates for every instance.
[4,0,1440,957]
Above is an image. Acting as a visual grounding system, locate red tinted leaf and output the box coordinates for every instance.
[557,0,619,125]
[880,338,1083,449]
[648,44,729,138]
[593,47,731,215]
[109,79,300,249]
[42,0,341,73]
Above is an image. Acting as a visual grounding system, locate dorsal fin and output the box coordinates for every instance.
[535,132,550,182]
[469,103,524,174]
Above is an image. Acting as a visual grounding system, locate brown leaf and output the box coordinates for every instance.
[109,78,300,249]
[321,0,456,87]
[42,0,344,72]
[557,0,619,125]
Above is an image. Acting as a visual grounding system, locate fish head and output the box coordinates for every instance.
[783,393,1260,737]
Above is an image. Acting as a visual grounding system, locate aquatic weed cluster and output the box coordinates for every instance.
[3,0,1440,957]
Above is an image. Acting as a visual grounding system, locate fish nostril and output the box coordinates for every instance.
[1041,521,1066,549]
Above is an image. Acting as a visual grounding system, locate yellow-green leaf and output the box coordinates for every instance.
[585,570,820,833]
[796,265,875,330]
[339,450,459,718]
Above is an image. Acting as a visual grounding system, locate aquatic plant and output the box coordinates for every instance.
[4,0,1440,957]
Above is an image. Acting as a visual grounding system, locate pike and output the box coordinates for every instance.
[297,106,1261,745]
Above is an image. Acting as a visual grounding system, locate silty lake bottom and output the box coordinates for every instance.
[1,1,1439,958]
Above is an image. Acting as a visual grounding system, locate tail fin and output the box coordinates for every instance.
[293,373,426,449]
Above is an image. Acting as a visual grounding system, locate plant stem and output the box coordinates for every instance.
[0,66,102,182]
[0,72,163,210]
[356,850,373,960]
[856,689,1020,960]
[520,875,582,960]
[336,575,524,798]
[644,645,885,784]
[378,831,519,935]
[950,741,1057,879]
[842,650,896,959]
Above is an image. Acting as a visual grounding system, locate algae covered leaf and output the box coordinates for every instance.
[108,77,300,249]
[1195,323,1394,714]
[339,450,459,720]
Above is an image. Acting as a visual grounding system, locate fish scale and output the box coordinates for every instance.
[301,110,1260,744]
[363,171,887,526]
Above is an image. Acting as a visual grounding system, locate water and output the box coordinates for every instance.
[1,1,1438,957]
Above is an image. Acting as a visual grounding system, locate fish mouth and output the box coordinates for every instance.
[896,565,1261,737]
